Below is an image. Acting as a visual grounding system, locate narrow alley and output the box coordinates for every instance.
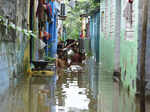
[0,0,150,112]
[1,59,149,112]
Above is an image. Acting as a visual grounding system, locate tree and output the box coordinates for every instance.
[63,0,100,40]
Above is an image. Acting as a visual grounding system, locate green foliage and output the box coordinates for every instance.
[63,6,81,39]
[44,56,56,62]
[63,0,100,40]
[0,16,37,39]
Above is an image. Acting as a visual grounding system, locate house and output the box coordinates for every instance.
[99,0,139,93]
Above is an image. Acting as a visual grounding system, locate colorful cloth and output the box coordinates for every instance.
[45,1,58,57]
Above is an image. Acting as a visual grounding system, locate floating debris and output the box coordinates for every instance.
[65,65,84,73]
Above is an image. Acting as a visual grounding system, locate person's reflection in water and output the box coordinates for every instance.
[56,69,66,107]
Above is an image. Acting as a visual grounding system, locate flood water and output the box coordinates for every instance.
[0,59,150,112]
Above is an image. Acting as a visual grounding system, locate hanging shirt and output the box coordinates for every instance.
[45,1,58,57]
[46,3,52,23]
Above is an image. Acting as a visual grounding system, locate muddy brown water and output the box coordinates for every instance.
[0,59,150,112]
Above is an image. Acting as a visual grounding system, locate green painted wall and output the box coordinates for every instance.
[100,0,115,72]
[100,0,139,93]
[120,0,139,93]
[100,37,115,71]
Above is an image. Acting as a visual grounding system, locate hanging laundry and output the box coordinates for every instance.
[43,31,51,55]
[46,3,53,23]
[36,0,46,30]
[45,1,58,57]
[123,1,133,26]
[44,31,51,40]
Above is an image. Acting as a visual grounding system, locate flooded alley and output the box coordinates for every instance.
[1,0,150,112]
[1,59,149,112]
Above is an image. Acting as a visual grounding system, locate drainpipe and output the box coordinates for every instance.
[140,0,148,111]
[29,0,34,63]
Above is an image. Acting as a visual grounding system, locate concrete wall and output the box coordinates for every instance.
[100,0,139,93]
[120,0,138,93]
[145,0,150,91]
[100,0,116,71]
[138,0,150,91]
[114,0,121,72]
[0,0,30,79]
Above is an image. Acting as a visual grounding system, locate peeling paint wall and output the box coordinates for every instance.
[114,0,121,72]
[100,0,116,71]
[100,0,139,93]
[0,0,30,79]
[120,0,138,93]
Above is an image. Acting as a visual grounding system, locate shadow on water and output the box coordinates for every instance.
[0,59,150,112]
